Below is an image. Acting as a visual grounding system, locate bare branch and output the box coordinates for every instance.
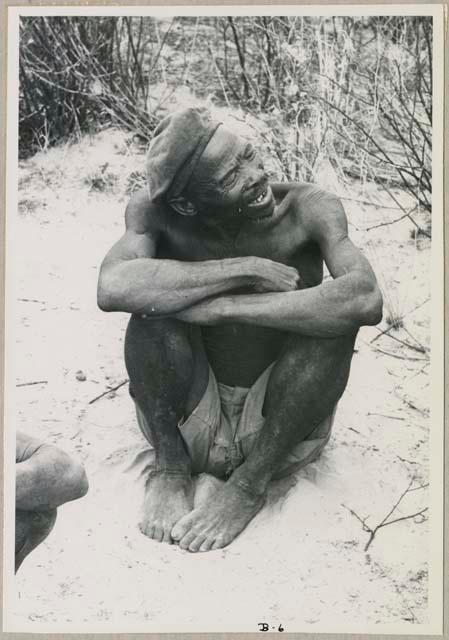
[343,479,429,552]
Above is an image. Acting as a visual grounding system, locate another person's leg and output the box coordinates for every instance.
[15,509,57,572]
[15,432,88,570]
[172,332,356,551]
[125,315,209,543]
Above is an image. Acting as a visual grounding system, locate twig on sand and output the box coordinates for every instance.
[365,205,419,232]
[370,325,428,354]
[370,297,430,344]
[88,379,129,405]
[370,324,396,343]
[347,426,361,434]
[379,331,427,354]
[369,345,428,362]
[342,478,428,552]
[407,482,429,492]
[406,363,429,381]
[17,298,46,304]
[402,327,428,353]
[396,455,418,466]
[16,380,48,387]
[367,412,405,421]
[394,393,428,416]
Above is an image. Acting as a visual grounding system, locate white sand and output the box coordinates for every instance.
[8,129,431,633]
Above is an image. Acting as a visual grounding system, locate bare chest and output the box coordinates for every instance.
[159,212,323,287]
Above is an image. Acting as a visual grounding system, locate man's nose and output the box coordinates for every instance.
[244,164,266,192]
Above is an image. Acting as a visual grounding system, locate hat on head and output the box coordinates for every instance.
[145,107,221,203]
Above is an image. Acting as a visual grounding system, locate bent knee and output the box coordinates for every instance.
[125,314,199,370]
[128,313,180,333]
[285,333,355,365]
[126,314,193,344]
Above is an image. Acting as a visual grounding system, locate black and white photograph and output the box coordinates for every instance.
[3,4,445,634]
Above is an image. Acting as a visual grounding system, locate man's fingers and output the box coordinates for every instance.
[277,268,300,291]
[274,263,300,279]
[252,258,301,293]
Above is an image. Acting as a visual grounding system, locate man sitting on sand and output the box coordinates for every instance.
[16,431,89,571]
[97,107,382,552]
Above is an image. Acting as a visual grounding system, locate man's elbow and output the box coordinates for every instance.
[97,272,122,312]
[97,285,114,312]
[359,281,383,327]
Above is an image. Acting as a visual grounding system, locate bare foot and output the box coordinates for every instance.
[171,478,265,552]
[139,471,193,544]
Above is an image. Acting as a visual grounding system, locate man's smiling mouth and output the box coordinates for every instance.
[244,186,274,220]
[251,189,268,204]
[248,188,269,206]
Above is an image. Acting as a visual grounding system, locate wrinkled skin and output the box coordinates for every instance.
[180,130,276,223]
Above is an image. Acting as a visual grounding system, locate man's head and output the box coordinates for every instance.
[146,107,275,224]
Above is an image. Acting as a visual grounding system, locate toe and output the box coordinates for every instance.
[162,528,173,544]
[179,530,197,551]
[171,514,194,541]
[189,535,207,553]
[140,522,154,539]
[199,537,215,552]
[211,536,228,551]
[153,525,164,542]
[147,526,156,540]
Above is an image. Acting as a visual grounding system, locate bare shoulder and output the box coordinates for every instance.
[285,182,348,243]
[124,187,165,234]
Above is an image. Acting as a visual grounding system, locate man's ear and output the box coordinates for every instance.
[168,196,198,217]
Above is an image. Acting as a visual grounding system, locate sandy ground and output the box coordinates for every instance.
[6,127,432,632]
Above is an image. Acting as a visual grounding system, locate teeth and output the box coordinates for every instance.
[252,189,267,204]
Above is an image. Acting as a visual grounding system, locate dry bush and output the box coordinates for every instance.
[207,16,432,228]
[19,15,432,231]
[19,16,172,156]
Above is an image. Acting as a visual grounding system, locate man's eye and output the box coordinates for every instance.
[222,169,237,187]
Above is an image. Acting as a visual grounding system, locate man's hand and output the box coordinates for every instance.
[251,258,300,293]
[169,258,300,326]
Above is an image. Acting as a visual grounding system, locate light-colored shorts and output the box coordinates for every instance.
[134,363,336,480]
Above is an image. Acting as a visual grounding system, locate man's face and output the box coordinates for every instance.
[186,126,275,223]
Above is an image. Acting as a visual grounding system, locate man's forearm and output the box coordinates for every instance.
[98,257,260,315]
[177,273,382,336]
[226,273,382,336]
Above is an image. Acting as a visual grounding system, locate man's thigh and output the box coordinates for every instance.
[263,332,356,416]
[248,333,355,477]
[126,316,209,415]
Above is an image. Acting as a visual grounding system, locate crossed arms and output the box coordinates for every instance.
[97,186,382,337]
